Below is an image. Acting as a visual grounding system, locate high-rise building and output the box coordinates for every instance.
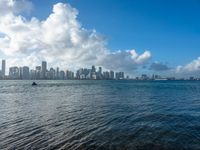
[110,70,114,79]
[22,66,29,79]
[91,65,96,73]
[103,71,110,79]
[98,67,102,74]
[91,65,96,79]
[56,67,59,79]
[141,74,148,80]
[97,67,102,79]
[49,68,56,80]
[2,60,6,78]
[59,70,65,80]
[115,72,124,80]
[9,67,19,79]
[30,69,36,80]
[66,70,74,79]
[42,61,47,79]
[76,68,85,79]
[36,66,41,79]
[19,67,23,79]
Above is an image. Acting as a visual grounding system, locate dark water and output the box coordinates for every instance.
[0,80,200,150]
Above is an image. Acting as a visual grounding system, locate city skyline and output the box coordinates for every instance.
[1,59,127,80]
[0,0,200,77]
[1,59,200,81]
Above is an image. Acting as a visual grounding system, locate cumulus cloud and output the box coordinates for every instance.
[0,0,151,73]
[149,62,171,71]
[0,0,33,17]
[176,57,200,74]
[99,50,151,71]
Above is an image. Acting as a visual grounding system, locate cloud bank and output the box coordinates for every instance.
[149,62,171,71]
[0,0,151,73]
[176,57,200,75]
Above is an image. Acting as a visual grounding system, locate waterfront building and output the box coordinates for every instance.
[83,68,90,78]
[99,67,102,74]
[2,60,5,78]
[76,68,90,79]
[91,65,96,79]
[42,61,47,79]
[76,68,82,79]
[56,67,59,79]
[9,67,19,79]
[115,72,124,79]
[91,73,96,79]
[103,71,110,79]
[141,74,148,80]
[19,67,23,79]
[36,66,41,79]
[97,67,103,79]
[66,70,74,79]
[22,66,30,80]
[30,69,36,80]
[49,68,56,80]
[110,70,114,79]
[59,70,65,80]
[91,65,96,73]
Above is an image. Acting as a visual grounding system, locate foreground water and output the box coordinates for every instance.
[0,80,200,150]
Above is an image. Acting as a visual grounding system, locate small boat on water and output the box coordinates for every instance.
[32,82,37,86]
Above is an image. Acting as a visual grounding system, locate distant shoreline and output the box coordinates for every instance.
[0,79,199,81]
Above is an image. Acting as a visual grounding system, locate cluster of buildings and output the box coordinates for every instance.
[135,74,200,81]
[76,66,125,80]
[0,60,125,80]
[1,59,200,80]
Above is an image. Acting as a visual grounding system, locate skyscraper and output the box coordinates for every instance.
[2,60,5,78]
[36,66,41,79]
[42,61,47,79]
[110,70,114,79]
[115,72,124,80]
[49,68,56,80]
[19,67,23,79]
[56,67,59,79]
[30,69,36,80]
[91,65,96,79]
[97,67,102,79]
[59,70,65,80]
[9,67,19,79]
[22,66,30,79]
[91,65,96,73]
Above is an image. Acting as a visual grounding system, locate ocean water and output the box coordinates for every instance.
[0,80,200,150]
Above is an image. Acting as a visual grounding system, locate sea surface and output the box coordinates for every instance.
[0,80,200,150]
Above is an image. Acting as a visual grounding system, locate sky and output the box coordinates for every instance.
[0,0,200,77]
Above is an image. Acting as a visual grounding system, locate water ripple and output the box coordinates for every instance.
[0,80,200,149]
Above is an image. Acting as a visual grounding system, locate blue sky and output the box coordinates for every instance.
[0,0,200,77]
[30,0,200,66]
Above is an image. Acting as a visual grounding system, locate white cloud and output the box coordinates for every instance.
[176,57,200,74]
[0,0,33,17]
[99,50,151,72]
[0,0,151,73]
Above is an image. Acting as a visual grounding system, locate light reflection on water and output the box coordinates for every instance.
[0,80,200,150]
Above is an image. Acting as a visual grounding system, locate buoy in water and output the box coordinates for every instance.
[32,82,37,86]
